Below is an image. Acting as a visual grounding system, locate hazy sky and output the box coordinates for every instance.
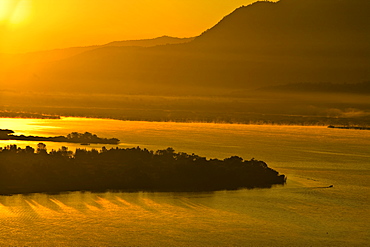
[0,0,266,53]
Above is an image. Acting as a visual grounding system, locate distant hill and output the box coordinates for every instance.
[103,36,194,48]
[0,36,194,70]
[1,0,369,95]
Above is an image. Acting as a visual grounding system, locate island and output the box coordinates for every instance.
[0,145,286,195]
[0,129,120,145]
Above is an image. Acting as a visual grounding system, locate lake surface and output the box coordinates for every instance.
[0,117,369,246]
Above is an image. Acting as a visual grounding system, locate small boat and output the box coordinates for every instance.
[80,143,90,146]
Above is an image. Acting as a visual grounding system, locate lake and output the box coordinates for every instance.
[0,117,369,246]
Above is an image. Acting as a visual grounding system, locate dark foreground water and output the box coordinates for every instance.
[0,118,369,246]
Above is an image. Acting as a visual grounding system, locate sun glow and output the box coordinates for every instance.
[0,0,31,26]
[0,0,259,53]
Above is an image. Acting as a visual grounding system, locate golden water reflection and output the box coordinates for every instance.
[0,117,369,245]
[0,189,367,246]
[2,117,370,165]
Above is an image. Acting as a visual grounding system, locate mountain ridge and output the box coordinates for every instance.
[1,0,369,95]
[0,36,195,66]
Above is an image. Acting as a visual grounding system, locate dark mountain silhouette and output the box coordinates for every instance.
[1,0,369,95]
[194,0,369,51]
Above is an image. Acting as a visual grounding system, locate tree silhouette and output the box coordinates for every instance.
[0,144,286,194]
[36,143,47,154]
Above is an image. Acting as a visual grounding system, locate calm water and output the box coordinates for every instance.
[0,117,369,246]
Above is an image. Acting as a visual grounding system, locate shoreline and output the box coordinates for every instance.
[328,125,370,130]
[0,115,335,127]
[0,184,286,197]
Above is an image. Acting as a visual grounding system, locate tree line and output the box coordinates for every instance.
[0,144,286,195]
[0,130,119,144]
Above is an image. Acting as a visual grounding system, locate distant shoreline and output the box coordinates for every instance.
[2,114,369,128]
[328,125,370,130]
[0,115,350,127]
[0,112,60,119]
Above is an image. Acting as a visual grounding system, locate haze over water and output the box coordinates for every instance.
[0,117,369,246]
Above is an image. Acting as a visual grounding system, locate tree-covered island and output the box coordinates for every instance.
[0,129,119,145]
[0,144,286,195]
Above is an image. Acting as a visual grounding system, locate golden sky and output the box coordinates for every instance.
[0,0,263,54]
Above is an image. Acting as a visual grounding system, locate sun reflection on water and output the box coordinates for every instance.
[0,118,60,136]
